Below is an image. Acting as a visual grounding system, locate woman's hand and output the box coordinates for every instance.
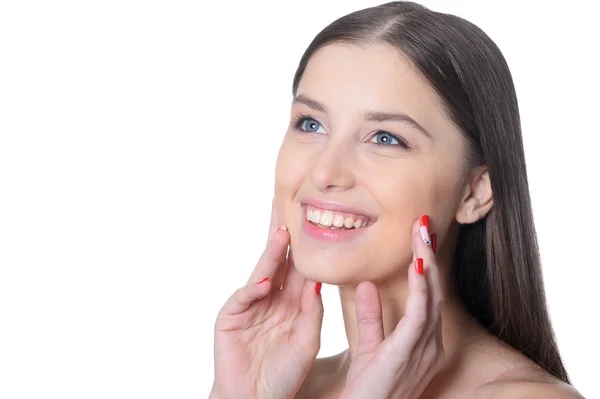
[340,217,444,399]
[210,201,324,399]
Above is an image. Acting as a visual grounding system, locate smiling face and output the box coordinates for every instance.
[275,43,471,286]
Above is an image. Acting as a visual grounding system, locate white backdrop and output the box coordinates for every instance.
[0,1,598,398]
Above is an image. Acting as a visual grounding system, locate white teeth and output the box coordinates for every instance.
[344,217,354,228]
[333,214,345,228]
[310,209,321,224]
[320,211,334,226]
[305,205,370,230]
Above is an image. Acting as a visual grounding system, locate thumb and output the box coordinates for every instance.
[295,281,325,358]
[348,281,384,380]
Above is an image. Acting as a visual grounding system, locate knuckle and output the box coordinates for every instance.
[414,280,428,296]
[233,285,247,299]
[234,284,255,304]
[358,316,381,327]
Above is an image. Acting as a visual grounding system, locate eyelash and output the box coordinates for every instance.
[292,114,411,150]
[292,113,319,132]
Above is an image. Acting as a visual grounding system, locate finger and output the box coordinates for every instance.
[265,198,287,288]
[247,225,289,284]
[411,218,445,345]
[266,197,280,244]
[280,249,307,298]
[219,278,272,316]
[295,280,324,357]
[386,258,429,352]
[354,281,384,357]
[411,216,443,306]
[411,215,434,261]
[272,246,291,289]
[344,281,385,382]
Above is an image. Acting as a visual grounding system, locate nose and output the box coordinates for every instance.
[310,141,356,192]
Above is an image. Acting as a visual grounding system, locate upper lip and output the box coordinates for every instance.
[301,197,376,220]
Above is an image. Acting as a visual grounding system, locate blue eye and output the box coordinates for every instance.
[373,131,399,145]
[294,115,326,134]
[303,119,320,132]
[370,131,411,149]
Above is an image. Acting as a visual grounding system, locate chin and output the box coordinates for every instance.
[290,246,372,285]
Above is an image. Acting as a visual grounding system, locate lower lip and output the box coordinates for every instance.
[301,216,371,242]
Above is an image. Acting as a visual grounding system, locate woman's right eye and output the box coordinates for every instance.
[294,116,326,134]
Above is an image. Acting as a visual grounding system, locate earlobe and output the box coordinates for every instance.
[455,167,494,224]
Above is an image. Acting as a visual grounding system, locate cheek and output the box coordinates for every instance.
[370,162,427,216]
[274,137,308,226]
[368,156,463,234]
[428,154,468,228]
[371,170,424,260]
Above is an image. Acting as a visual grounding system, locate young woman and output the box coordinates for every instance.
[210,2,584,398]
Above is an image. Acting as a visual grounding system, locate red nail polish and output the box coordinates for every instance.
[432,234,437,253]
[258,277,270,284]
[420,215,430,229]
[416,258,424,275]
[315,282,322,295]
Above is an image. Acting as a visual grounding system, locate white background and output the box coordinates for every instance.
[0,1,598,398]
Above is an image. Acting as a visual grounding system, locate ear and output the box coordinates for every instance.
[455,166,494,224]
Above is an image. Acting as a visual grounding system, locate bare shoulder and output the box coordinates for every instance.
[457,333,585,399]
[474,378,585,399]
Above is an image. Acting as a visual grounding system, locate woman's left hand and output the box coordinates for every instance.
[340,217,445,399]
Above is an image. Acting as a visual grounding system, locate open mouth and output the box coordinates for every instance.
[305,204,373,231]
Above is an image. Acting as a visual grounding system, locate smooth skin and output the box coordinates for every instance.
[212,43,584,398]
[339,220,444,399]
[211,204,445,399]
[210,201,324,399]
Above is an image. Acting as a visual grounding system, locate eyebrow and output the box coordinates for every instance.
[293,94,327,113]
[292,94,432,139]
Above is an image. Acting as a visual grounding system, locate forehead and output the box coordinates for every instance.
[297,43,450,128]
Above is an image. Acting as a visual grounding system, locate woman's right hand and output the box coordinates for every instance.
[210,201,324,399]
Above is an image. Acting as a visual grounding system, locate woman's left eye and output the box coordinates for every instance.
[370,131,409,148]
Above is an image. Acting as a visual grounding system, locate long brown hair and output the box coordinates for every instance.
[291,1,569,383]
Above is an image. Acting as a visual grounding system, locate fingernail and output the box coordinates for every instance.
[415,258,424,275]
[432,234,437,253]
[420,215,431,246]
[315,282,322,295]
[271,225,287,239]
[258,277,270,284]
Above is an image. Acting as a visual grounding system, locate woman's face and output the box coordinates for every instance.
[275,43,469,285]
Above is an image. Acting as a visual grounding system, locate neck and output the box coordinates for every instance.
[337,243,490,378]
